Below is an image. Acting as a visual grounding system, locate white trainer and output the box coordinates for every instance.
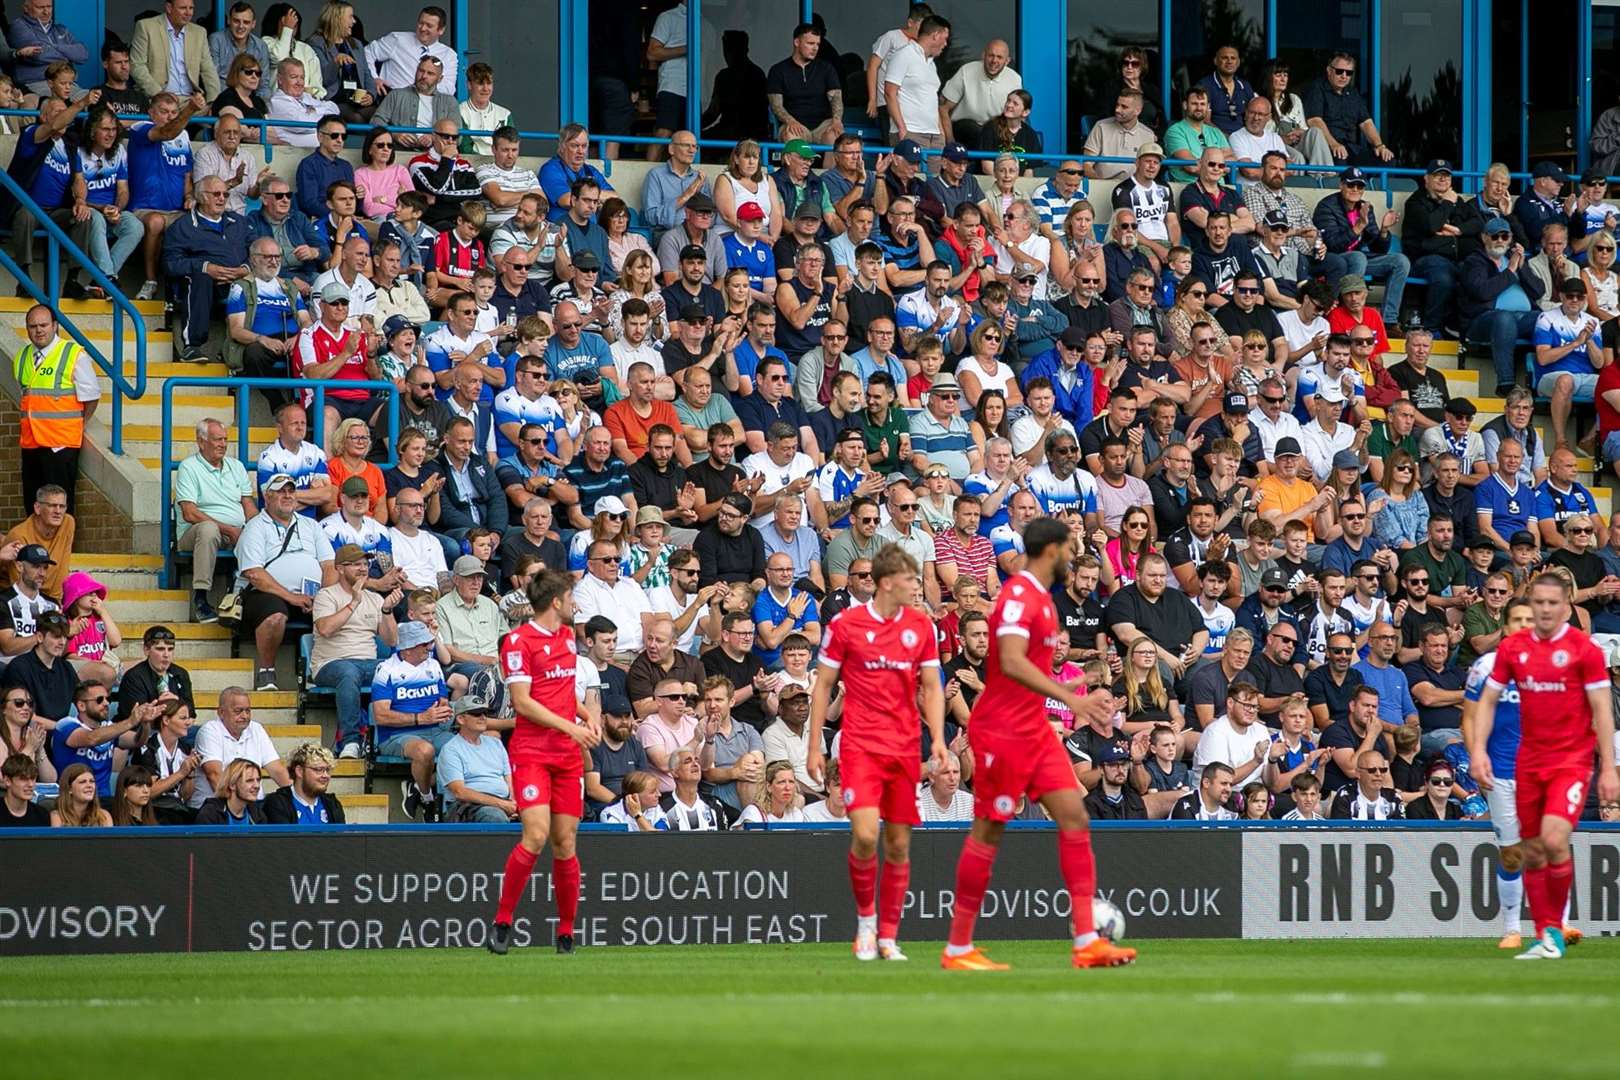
[853,929,877,961]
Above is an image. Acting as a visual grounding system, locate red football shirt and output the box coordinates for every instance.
[1487,623,1605,773]
[501,619,582,761]
[1597,361,1620,438]
[971,571,1061,741]
[820,601,940,758]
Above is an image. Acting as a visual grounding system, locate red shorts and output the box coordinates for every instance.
[512,756,584,819]
[1515,766,1591,839]
[970,731,1078,822]
[839,750,921,825]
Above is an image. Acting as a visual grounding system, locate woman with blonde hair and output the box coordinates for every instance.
[1583,229,1619,323]
[1053,200,1105,300]
[958,320,1023,410]
[1366,448,1428,550]
[307,1,378,123]
[196,759,267,825]
[548,378,599,450]
[566,506,631,577]
[605,249,669,344]
[51,764,111,827]
[382,427,445,523]
[1113,634,1184,736]
[735,760,806,825]
[326,417,388,523]
[713,139,778,240]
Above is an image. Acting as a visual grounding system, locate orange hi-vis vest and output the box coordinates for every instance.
[14,337,86,450]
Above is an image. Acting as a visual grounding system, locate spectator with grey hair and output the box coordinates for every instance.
[174,418,258,625]
[916,749,974,821]
[995,198,1053,297]
[192,686,291,808]
[438,689,516,823]
[263,741,346,823]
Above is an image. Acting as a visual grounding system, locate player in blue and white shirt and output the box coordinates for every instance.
[1292,349,1365,423]
[1531,280,1604,448]
[492,376,565,460]
[1463,597,1531,947]
[74,114,144,287]
[256,403,330,518]
[371,622,456,770]
[895,268,967,354]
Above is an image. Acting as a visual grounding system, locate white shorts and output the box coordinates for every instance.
[1487,777,1520,848]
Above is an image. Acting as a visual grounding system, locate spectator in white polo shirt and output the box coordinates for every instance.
[573,538,655,664]
[191,685,291,808]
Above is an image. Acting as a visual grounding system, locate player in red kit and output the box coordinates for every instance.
[941,517,1137,971]
[807,544,947,962]
[1471,574,1619,960]
[487,568,602,956]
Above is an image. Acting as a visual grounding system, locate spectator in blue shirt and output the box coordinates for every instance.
[1196,45,1255,136]
[294,115,355,220]
[752,553,821,669]
[723,201,778,299]
[1019,326,1097,427]
[538,123,614,224]
[544,300,614,408]
[1475,439,1538,555]
[1351,621,1419,732]
[561,178,617,284]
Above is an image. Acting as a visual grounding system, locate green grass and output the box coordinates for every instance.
[10,939,1616,1078]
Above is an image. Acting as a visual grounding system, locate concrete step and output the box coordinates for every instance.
[99,361,231,387]
[107,588,194,621]
[7,323,174,364]
[122,395,241,429]
[259,758,366,797]
[339,793,389,824]
[0,296,166,321]
[267,723,324,756]
[79,569,166,592]
[76,554,165,570]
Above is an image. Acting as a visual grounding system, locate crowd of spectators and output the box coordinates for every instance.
[9,2,1620,830]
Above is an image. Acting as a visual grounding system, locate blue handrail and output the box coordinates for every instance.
[0,168,147,457]
[158,376,402,589]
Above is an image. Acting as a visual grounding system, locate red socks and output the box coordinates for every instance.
[878,860,910,940]
[553,855,580,937]
[1059,829,1097,937]
[1546,860,1574,935]
[947,837,999,948]
[495,845,580,939]
[1525,864,1555,936]
[848,852,878,918]
[496,842,538,925]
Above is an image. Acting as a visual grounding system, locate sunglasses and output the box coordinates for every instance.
[242,68,262,76]
[1429,777,1454,786]
[1363,765,1389,774]
[1327,646,1354,655]
[1569,527,1594,535]
[1484,587,1510,595]
[1187,290,1208,299]
[1236,286,1260,295]
[1261,395,1285,404]
[1406,577,1429,585]
[6,695,31,707]
[1342,513,1367,521]
[1116,223,1138,231]
[1332,67,1355,76]
[894,503,918,512]
[660,693,699,704]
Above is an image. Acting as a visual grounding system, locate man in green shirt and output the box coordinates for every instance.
[434,555,504,681]
[174,418,258,624]
[1458,570,1512,669]
[1365,399,1421,485]
[860,371,910,475]
[825,495,885,589]
[675,365,743,465]
[1163,87,1231,183]
[1398,511,1473,613]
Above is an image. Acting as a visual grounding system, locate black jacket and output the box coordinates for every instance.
[114,660,196,724]
[433,450,509,535]
[1312,193,1391,256]
[1458,250,1545,324]
[194,798,267,825]
[262,786,347,824]
[693,522,766,587]
[1400,190,1485,261]
[1083,784,1148,820]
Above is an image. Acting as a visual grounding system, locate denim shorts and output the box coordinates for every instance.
[378,722,456,757]
[1536,370,1598,400]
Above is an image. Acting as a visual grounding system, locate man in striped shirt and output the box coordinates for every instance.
[908,373,980,481]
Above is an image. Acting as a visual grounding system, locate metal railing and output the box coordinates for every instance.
[0,169,147,456]
[158,376,402,589]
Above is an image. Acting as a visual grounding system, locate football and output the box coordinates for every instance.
[1093,898,1126,942]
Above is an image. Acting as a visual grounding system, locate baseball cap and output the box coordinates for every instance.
[1483,216,1513,237]
[263,473,297,491]
[1262,208,1290,231]
[339,475,370,497]
[1509,530,1538,548]
[679,302,709,323]
[1223,389,1249,413]
[1581,168,1608,187]
[1260,567,1290,590]
[793,200,823,221]
[1058,326,1089,349]
[600,689,633,717]
[679,243,708,263]
[1097,744,1132,764]
[452,554,486,577]
[396,621,435,650]
[1532,161,1569,182]
[1339,166,1368,186]
[594,495,629,517]
[319,280,351,303]
[782,138,814,160]
[685,192,716,214]
[383,314,417,341]
[1332,449,1362,471]
[1337,273,1368,296]
[720,492,753,516]
[1136,141,1165,159]
[1273,436,1303,458]
[941,140,970,163]
[736,201,767,223]
[893,139,922,164]
[1425,158,1454,176]
[334,543,367,566]
[571,250,602,271]
[15,543,54,566]
[1464,535,1496,551]
[780,683,809,700]
[1312,377,1347,405]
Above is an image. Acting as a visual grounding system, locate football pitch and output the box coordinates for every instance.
[7,939,1615,1078]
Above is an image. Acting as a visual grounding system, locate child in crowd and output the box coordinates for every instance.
[1156,245,1192,309]
[1143,723,1192,794]
[1238,782,1273,820]
[1281,773,1328,820]
[470,266,501,336]
[906,335,944,407]
[1266,694,1326,796]
[779,634,814,694]
[465,527,502,593]
[377,191,437,288]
